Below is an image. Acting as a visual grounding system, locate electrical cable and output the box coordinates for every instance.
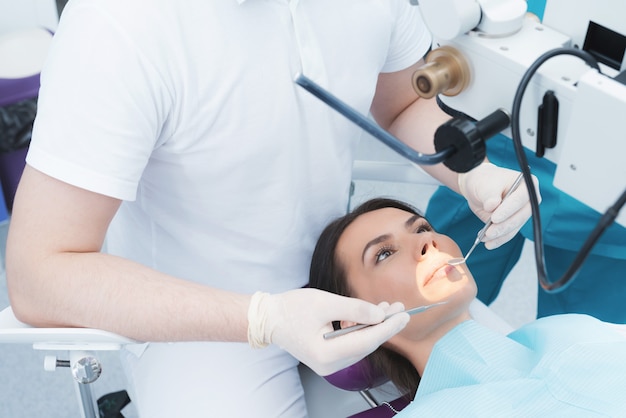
[510,47,626,292]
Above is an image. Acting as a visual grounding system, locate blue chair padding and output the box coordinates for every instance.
[0,183,7,222]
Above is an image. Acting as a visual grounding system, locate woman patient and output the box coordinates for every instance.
[309,197,626,416]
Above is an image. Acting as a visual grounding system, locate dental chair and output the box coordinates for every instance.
[0,306,137,418]
[323,359,410,417]
[0,131,515,417]
[0,299,513,418]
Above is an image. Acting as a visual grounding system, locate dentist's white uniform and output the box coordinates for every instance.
[27,0,431,415]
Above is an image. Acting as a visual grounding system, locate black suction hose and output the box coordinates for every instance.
[510,47,626,292]
[294,74,455,166]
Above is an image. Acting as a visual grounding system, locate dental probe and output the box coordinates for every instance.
[448,171,525,266]
[323,301,448,339]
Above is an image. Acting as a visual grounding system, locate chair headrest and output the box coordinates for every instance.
[323,357,389,392]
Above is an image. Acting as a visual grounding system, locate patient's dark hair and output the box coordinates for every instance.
[309,197,421,399]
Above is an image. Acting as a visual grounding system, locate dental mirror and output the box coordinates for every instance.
[448,171,525,267]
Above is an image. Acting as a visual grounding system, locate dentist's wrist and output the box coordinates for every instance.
[247,291,271,349]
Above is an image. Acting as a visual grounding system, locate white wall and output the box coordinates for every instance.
[0,0,58,36]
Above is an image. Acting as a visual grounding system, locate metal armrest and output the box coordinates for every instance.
[0,306,137,350]
[0,306,138,418]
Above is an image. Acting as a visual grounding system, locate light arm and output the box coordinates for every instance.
[370,61,539,249]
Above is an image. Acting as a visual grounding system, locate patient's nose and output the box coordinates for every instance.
[417,239,438,259]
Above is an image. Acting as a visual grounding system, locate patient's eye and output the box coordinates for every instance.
[414,220,432,234]
[375,245,395,263]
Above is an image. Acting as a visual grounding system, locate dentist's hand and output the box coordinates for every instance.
[458,162,541,249]
[247,288,408,376]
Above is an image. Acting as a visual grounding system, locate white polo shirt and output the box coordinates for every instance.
[29,0,431,294]
[28,0,432,416]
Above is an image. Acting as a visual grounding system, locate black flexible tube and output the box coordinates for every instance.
[510,47,626,292]
[294,74,455,165]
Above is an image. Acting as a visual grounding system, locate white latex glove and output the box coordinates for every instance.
[458,162,541,249]
[247,288,409,376]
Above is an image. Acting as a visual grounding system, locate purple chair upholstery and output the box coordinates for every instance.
[324,357,389,392]
[324,358,410,417]
[0,73,40,107]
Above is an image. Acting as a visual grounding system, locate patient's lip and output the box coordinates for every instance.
[423,264,452,287]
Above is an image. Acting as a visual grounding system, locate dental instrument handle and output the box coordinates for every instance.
[461,235,482,263]
[323,323,372,339]
[323,301,448,340]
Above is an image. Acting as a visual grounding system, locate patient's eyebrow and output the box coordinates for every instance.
[361,214,423,263]
[362,234,391,264]
[405,214,422,229]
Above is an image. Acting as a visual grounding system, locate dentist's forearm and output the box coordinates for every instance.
[387,96,462,193]
[8,250,251,343]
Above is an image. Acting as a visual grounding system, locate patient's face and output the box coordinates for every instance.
[336,207,477,338]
